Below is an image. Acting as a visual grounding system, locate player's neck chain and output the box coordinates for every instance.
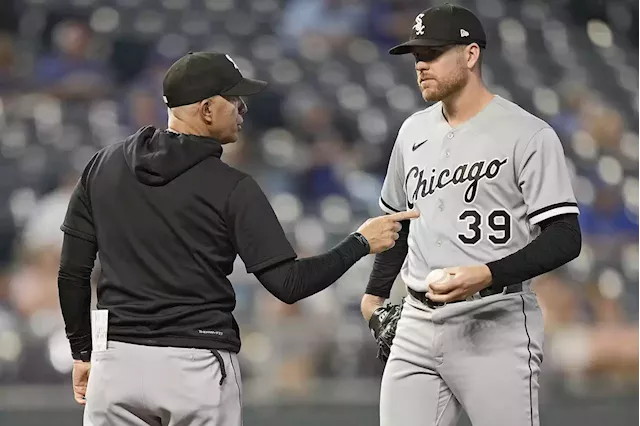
[405,157,509,206]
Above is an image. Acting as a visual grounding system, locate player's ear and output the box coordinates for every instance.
[465,43,482,71]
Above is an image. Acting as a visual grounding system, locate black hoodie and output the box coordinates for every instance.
[60,126,299,352]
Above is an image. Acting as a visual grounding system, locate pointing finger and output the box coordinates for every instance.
[388,209,420,221]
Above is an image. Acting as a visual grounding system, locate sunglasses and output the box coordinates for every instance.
[222,95,248,114]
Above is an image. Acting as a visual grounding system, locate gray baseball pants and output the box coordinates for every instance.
[83,340,242,426]
[380,287,544,426]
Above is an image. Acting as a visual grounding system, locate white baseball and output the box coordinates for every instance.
[409,268,450,292]
[426,269,450,287]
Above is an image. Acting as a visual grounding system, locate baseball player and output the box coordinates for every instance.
[361,4,582,426]
[56,51,418,426]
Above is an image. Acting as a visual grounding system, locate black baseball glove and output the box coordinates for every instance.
[368,301,403,364]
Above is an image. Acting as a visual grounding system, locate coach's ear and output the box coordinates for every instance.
[199,98,215,125]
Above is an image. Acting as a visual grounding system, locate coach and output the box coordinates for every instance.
[57,51,418,426]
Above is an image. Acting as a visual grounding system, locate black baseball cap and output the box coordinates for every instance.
[162,51,268,108]
[389,3,487,55]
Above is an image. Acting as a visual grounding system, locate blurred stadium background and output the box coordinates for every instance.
[0,0,637,425]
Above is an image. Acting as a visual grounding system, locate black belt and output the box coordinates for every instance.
[408,283,523,309]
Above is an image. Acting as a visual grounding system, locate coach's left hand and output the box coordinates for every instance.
[427,265,492,303]
[72,360,91,405]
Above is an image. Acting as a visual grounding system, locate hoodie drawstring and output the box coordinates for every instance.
[210,349,227,386]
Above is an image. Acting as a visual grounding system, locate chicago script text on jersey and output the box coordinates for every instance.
[404,157,509,207]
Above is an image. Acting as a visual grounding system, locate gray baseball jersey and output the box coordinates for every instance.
[379,95,579,293]
[377,95,579,426]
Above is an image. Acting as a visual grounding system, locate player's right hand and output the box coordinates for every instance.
[357,209,419,253]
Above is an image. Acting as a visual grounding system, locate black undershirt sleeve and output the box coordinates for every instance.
[486,213,581,291]
[364,220,410,298]
[57,233,97,360]
[254,234,369,304]
[58,172,98,361]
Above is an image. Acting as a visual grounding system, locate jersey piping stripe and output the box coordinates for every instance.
[520,295,534,426]
[528,202,578,220]
[529,206,580,225]
[380,197,402,213]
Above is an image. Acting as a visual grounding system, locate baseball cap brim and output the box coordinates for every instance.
[389,38,459,55]
[220,77,268,96]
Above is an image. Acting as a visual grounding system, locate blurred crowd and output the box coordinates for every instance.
[0,0,637,401]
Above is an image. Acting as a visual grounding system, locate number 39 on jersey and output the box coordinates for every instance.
[458,208,512,246]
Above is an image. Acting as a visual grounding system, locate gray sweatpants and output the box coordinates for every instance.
[84,341,242,426]
[380,287,544,426]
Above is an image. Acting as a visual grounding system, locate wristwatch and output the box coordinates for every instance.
[351,232,371,253]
